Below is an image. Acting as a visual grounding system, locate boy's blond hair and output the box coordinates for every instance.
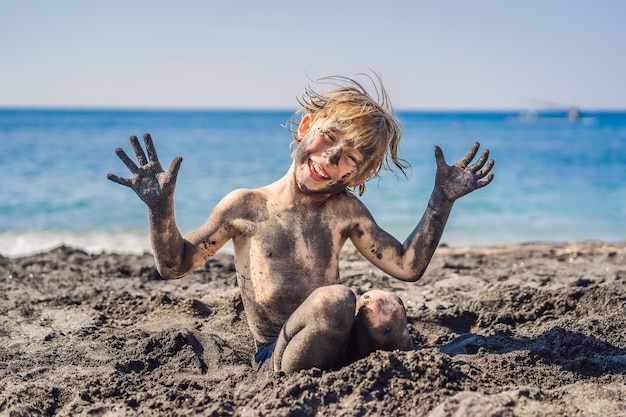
[288,74,409,195]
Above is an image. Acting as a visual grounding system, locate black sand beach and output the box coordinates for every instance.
[1,241,625,416]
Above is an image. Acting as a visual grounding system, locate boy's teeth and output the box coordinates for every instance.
[313,162,330,179]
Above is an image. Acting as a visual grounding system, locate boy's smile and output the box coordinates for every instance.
[308,159,331,181]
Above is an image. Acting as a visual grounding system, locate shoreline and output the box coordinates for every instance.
[2,228,624,259]
[1,240,625,415]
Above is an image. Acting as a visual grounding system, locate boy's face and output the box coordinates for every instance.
[293,116,365,195]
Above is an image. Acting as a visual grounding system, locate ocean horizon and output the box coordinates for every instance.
[1,108,625,257]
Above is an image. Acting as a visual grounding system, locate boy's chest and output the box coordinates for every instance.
[256,209,343,257]
[236,205,352,276]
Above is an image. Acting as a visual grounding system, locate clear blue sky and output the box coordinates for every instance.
[1,0,625,110]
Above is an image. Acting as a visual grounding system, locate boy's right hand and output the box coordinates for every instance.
[107,133,182,208]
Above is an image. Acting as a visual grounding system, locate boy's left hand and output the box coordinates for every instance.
[434,142,495,202]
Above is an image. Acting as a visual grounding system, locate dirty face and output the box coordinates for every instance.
[293,117,365,195]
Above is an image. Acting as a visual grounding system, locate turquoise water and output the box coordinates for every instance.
[1,109,625,256]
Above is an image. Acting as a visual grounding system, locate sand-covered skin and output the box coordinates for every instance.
[1,241,625,416]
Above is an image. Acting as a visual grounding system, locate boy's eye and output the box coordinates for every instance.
[320,130,335,142]
[347,154,360,166]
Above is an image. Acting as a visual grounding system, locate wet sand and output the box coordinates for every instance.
[1,241,625,416]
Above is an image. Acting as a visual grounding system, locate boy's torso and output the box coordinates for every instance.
[229,187,363,343]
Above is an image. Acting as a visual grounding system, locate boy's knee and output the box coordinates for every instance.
[308,285,356,330]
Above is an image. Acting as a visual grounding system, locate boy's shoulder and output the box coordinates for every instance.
[220,187,267,206]
[326,191,372,216]
[214,188,269,216]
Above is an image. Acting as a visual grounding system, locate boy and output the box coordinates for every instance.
[107,75,494,372]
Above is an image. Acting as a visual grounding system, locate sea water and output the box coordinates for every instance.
[1,109,625,256]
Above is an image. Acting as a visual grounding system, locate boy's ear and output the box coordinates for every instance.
[297,113,313,141]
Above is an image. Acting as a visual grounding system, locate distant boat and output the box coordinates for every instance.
[567,107,580,121]
[509,106,596,124]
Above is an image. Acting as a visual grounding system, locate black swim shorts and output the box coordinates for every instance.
[252,339,276,371]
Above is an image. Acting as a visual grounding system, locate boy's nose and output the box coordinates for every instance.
[326,146,342,166]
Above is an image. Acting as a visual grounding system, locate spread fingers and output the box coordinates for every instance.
[469,148,490,172]
[474,158,495,179]
[114,147,139,174]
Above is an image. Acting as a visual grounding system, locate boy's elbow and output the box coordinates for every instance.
[403,273,423,283]
[160,270,187,280]
[387,270,423,283]
[156,262,190,280]
[397,266,427,282]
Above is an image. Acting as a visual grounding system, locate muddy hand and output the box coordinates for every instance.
[107,133,182,208]
[433,142,495,202]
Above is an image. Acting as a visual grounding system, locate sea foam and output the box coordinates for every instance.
[0,230,151,257]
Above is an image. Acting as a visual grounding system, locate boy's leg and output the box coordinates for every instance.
[344,289,414,364]
[273,284,356,372]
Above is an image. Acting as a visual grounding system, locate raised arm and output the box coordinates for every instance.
[107,133,220,279]
[350,142,494,281]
